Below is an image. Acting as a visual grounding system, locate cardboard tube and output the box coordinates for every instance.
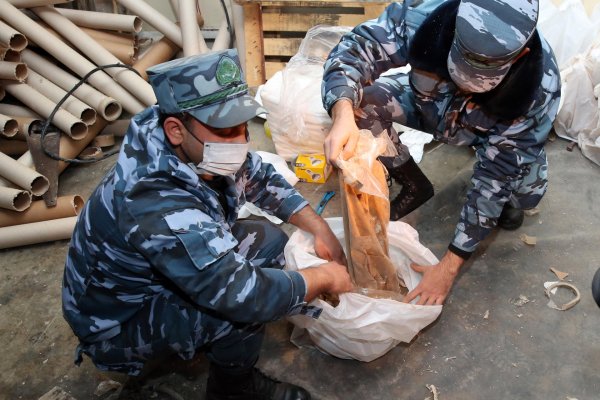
[0,20,27,51]
[7,0,71,6]
[169,0,204,26]
[101,118,130,136]
[0,138,27,155]
[21,49,122,121]
[55,8,142,33]
[14,116,40,140]
[0,194,83,227]
[92,132,115,147]
[0,112,18,137]
[2,81,88,140]
[0,1,146,115]
[78,27,136,47]
[117,0,207,51]
[211,20,230,52]
[32,6,156,108]
[0,61,26,81]
[26,68,97,125]
[0,186,30,211]
[0,216,77,249]
[179,0,200,56]
[0,45,20,62]
[0,150,48,195]
[133,36,178,81]
[97,39,137,65]
[0,104,40,118]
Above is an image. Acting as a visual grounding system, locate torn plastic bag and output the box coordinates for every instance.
[284,217,442,362]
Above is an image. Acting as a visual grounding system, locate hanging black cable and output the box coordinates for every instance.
[38,63,143,165]
[219,0,235,47]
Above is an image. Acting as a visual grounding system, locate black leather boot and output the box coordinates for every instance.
[592,268,600,308]
[206,363,311,400]
[497,203,524,230]
[379,156,434,221]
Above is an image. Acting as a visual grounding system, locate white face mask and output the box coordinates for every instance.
[188,141,249,176]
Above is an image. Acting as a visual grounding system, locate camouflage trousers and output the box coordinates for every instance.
[356,72,548,208]
[75,219,288,376]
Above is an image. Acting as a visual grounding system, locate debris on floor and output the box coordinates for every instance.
[550,267,569,281]
[425,384,440,400]
[524,207,540,216]
[511,295,530,307]
[544,281,581,311]
[519,234,537,246]
[93,380,122,397]
[38,386,77,400]
[483,309,490,319]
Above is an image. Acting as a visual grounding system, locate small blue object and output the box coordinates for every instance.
[316,191,336,215]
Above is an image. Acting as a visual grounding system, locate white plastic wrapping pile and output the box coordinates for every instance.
[259,25,350,161]
[539,0,600,166]
[284,218,442,362]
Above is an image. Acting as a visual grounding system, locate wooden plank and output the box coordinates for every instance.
[364,3,387,18]
[262,10,374,31]
[264,37,303,56]
[242,3,265,86]
[265,61,287,79]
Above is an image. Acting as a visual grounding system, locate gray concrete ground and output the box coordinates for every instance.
[0,118,598,400]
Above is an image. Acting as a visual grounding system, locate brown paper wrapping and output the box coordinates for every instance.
[0,186,31,211]
[0,20,27,51]
[0,138,27,156]
[0,150,48,195]
[133,36,179,81]
[0,1,146,114]
[32,5,156,107]
[55,8,143,33]
[2,81,88,140]
[0,216,77,249]
[21,49,122,122]
[0,61,27,81]
[26,68,97,125]
[0,194,83,228]
[0,113,18,137]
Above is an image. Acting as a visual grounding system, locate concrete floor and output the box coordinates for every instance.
[1,118,599,400]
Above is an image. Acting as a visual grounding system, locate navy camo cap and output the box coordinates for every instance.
[447,0,539,93]
[147,49,267,128]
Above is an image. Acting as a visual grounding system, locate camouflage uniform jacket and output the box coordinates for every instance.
[322,0,561,255]
[63,106,309,343]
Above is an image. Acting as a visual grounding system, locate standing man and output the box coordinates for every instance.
[63,49,352,400]
[322,0,561,305]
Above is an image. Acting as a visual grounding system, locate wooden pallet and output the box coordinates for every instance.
[235,0,389,86]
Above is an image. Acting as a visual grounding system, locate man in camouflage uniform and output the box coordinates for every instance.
[322,0,561,305]
[63,49,352,400]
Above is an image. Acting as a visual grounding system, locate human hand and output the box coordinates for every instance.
[324,99,359,165]
[404,251,464,305]
[314,225,347,266]
[299,261,353,302]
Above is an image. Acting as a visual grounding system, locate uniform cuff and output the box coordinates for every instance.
[448,243,472,260]
[285,270,309,314]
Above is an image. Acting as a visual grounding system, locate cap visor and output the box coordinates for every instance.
[188,95,268,129]
[447,40,511,93]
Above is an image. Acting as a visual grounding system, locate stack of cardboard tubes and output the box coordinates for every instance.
[0,0,231,249]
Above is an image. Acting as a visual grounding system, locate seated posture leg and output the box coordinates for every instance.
[357,73,434,220]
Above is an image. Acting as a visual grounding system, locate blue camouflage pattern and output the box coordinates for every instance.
[62,106,313,375]
[322,0,561,255]
[147,49,267,129]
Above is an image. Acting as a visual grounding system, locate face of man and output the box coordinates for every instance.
[164,115,249,179]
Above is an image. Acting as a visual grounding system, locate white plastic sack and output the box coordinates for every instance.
[284,218,442,362]
[259,26,351,161]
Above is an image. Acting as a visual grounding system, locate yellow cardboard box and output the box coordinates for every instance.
[293,153,331,183]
